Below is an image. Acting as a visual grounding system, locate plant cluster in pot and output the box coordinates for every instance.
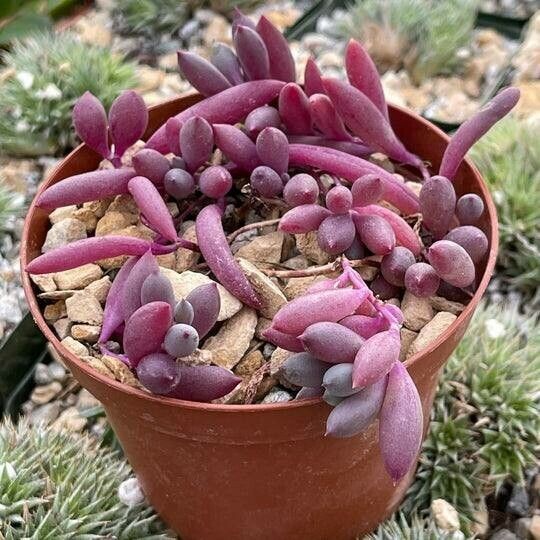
[21,10,518,540]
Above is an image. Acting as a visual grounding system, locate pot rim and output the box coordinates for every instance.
[20,95,498,413]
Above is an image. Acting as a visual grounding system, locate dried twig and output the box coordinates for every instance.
[261,257,379,278]
[227,218,281,242]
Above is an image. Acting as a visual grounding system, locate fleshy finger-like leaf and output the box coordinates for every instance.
[72,91,110,158]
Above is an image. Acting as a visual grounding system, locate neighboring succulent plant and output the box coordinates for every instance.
[112,0,191,42]
[469,117,540,301]
[405,302,540,517]
[365,512,451,539]
[24,14,518,485]
[332,0,477,84]
[0,417,172,538]
[0,181,23,232]
[0,32,136,157]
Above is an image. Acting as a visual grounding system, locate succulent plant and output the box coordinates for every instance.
[332,0,478,84]
[405,302,540,517]
[365,512,449,539]
[0,181,23,232]
[470,117,540,301]
[0,417,172,538]
[24,14,518,485]
[0,32,136,157]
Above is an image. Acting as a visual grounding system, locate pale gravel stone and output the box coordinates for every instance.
[202,307,257,369]
[161,268,242,321]
[95,211,138,236]
[295,232,332,265]
[255,317,272,340]
[38,290,76,300]
[44,300,67,322]
[402,291,434,331]
[234,350,264,377]
[261,388,293,403]
[60,336,88,358]
[30,381,62,405]
[30,273,57,292]
[54,264,103,290]
[431,499,461,532]
[429,296,465,315]
[399,327,418,361]
[101,355,143,388]
[28,402,61,426]
[53,317,72,340]
[407,312,457,358]
[65,292,103,325]
[71,324,101,344]
[237,258,287,318]
[84,276,112,304]
[235,232,285,265]
[51,406,87,433]
[49,206,77,224]
[42,218,87,252]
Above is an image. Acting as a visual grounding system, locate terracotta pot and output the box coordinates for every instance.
[21,95,498,540]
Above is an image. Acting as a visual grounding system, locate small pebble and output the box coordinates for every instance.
[118,477,145,507]
[261,388,293,404]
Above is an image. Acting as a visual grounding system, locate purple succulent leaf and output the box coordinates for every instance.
[177,51,232,97]
[128,176,177,242]
[255,15,295,82]
[26,236,163,274]
[167,365,241,402]
[234,25,270,81]
[213,123,259,171]
[100,256,138,343]
[210,42,245,85]
[196,204,261,309]
[72,91,110,158]
[440,87,520,180]
[345,39,388,120]
[123,301,173,367]
[121,249,160,322]
[379,361,423,483]
[146,80,285,153]
[109,90,148,158]
[278,83,313,135]
[35,168,137,210]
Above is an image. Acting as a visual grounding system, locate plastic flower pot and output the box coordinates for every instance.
[21,94,498,540]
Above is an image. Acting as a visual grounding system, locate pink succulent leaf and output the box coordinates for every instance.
[35,168,137,210]
[26,236,166,274]
[323,78,425,174]
[288,144,419,215]
[352,328,400,389]
[128,176,177,242]
[213,124,259,171]
[167,365,241,402]
[100,256,138,343]
[440,87,520,180]
[146,80,285,153]
[256,16,295,82]
[177,51,232,97]
[271,288,369,336]
[72,91,110,158]
[196,204,261,309]
[345,39,388,120]
[234,25,270,81]
[379,361,423,483]
[304,58,325,96]
[109,90,148,158]
[123,301,173,367]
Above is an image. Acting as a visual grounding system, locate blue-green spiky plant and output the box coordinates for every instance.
[404,302,540,520]
[470,117,540,301]
[0,181,23,232]
[0,418,174,538]
[332,0,477,84]
[0,32,136,157]
[365,512,457,539]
